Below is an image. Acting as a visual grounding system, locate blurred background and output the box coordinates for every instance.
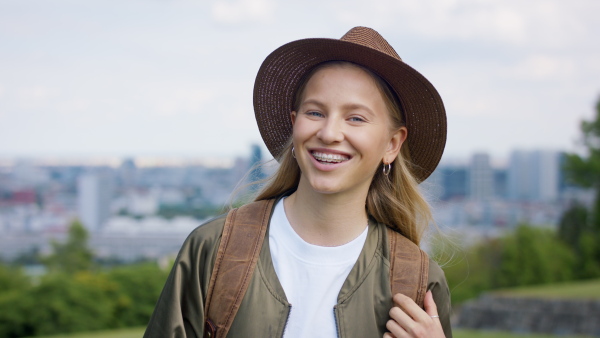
[1,0,599,337]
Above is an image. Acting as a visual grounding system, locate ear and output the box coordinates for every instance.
[290,111,297,126]
[383,127,407,164]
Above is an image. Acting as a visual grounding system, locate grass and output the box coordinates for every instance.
[30,281,600,338]
[454,329,592,338]
[29,327,145,338]
[31,328,592,338]
[491,278,600,300]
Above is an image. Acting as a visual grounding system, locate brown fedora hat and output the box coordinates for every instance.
[253,26,446,182]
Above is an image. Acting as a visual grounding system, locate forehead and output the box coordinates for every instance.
[308,62,377,85]
[303,63,381,96]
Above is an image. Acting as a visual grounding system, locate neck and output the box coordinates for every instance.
[283,179,369,247]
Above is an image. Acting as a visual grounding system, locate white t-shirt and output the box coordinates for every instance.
[269,198,368,338]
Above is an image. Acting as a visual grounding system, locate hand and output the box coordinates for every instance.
[383,290,445,338]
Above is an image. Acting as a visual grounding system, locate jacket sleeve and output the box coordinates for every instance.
[428,258,453,338]
[143,216,225,338]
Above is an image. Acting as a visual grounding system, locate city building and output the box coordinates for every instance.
[428,164,468,201]
[469,153,494,201]
[249,144,265,183]
[507,150,561,202]
[77,173,112,232]
[0,149,580,261]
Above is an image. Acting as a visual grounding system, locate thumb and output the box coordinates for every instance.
[424,290,439,318]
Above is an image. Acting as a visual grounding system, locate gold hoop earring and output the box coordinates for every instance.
[383,163,391,176]
[292,147,296,159]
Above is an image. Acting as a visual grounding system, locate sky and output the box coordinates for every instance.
[1,0,599,163]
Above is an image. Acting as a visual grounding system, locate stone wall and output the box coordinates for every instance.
[456,295,600,336]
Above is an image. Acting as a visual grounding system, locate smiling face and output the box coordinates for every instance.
[291,62,407,198]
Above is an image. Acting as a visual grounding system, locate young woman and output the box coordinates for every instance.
[145,27,451,338]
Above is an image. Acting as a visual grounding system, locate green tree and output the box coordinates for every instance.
[437,224,576,305]
[106,263,170,327]
[564,97,600,224]
[0,289,35,338]
[44,220,94,274]
[0,264,30,292]
[494,225,576,287]
[562,96,600,277]
[0,264,34,338]
[558,204,589,250]
[558,204,600,277]
[432,236,497,305]
[22,272,114,335]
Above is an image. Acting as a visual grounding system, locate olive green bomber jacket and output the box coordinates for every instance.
[144,211,453,338]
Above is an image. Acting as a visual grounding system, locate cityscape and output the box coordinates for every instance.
[1,1,598,336]
[0,145,592,263]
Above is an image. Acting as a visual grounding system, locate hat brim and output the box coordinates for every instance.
[253,38,447,182]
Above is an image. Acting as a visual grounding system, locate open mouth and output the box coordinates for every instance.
[311,151,350,165]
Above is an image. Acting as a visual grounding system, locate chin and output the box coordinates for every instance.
[307,180,343,195]
[313,188,341,195]
[310,186,341,195]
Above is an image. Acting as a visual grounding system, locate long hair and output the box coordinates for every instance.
[254,61,433,245]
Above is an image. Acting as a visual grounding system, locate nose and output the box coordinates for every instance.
[316,117,344,144]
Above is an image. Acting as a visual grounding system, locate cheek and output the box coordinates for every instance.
[357,130,387,149]
[291,119,313,143]
[360,135,392,161]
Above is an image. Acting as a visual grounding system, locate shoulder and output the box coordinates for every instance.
[181,199,277,258]
[379,224,423,260]
[177,213,228,260]
[188,213,228,242]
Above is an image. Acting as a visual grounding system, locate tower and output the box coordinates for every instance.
[469,153,494,201]
[77,173,111,232]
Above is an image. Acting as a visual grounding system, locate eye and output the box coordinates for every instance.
[306,111,324,118]
[349,116,366,122]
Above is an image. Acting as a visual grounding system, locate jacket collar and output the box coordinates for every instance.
[256,196,384,305]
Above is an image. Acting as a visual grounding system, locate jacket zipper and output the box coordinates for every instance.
[333,306,340,338]
[282,304,292,337]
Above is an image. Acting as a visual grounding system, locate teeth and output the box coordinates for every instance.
[312,151,349,163]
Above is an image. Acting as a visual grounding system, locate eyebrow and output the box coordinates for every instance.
[301,99,375,116]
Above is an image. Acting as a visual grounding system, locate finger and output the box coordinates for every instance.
[392,293,431,323]
[390,305,428,337]
[386,318,408,338]
[424,290,440,320]
[389,304,413,325]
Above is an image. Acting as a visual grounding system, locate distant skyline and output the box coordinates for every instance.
[0,148,565,170]
[1,0,599,161]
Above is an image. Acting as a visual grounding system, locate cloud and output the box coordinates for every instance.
[211,0,274,24]
[0,85,5,119]
[1,0,597,157]
[509,55,576,81]
[56,98,92,116]
[332,0,525,43]
[15,86,60,109]
[331,0,597,48]
[152,87,215,117]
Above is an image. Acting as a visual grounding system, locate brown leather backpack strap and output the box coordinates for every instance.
[204,199,275,338]
[387,227,429,308]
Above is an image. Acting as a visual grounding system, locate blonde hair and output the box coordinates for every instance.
[254,61,433,245]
